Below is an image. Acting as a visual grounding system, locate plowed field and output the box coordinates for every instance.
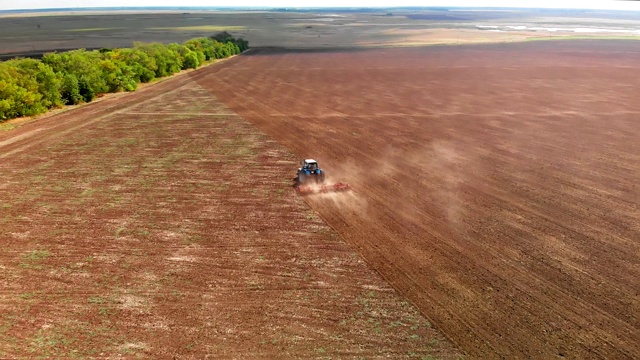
[0,68,460,357]
[194,41,640,358]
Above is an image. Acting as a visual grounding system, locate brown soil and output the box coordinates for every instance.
[0,64,460,357]
[193,40,640,359]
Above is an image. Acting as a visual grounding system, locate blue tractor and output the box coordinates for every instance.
[297,159,325,185]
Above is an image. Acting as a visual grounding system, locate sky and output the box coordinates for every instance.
[1,0,640,11]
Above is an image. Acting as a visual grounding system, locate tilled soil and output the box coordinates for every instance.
[0,68,460,357]
[194,40,640,358]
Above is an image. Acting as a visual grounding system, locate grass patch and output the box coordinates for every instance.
[64,27,122,32]
[98,306,117,317]
[27,320,122,357]
[19,292,37,301]
[0,122,16,131]
[88,296,107,304]
[80,188,97,197]
[20,250,51,270]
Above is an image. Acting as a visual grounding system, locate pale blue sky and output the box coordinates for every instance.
[1,0,640,11]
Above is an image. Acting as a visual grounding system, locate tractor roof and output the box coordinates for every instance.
[304,159,318,164]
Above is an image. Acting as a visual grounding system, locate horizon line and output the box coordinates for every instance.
[2,5,637,13]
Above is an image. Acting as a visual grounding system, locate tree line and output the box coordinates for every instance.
[0,32,249,121]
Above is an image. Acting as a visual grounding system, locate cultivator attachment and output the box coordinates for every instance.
[295,182,351,195]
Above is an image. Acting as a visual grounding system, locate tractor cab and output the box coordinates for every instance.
[302,159,319,172]
[297,159,324,184]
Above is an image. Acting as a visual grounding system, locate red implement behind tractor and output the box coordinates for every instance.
[295,182,351,195]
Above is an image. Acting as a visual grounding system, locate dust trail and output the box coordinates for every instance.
[328,140,481,233]
[312,188,370,219]
[421,140,471,229]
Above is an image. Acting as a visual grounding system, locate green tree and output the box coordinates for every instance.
[235,38,249,52]
[183,51,200,69]
[211,31,234,43]
[8,58,62,109]
[184,38,207,63]
[135,43,182,78]
[0,62,46,119]
[169,43,200,70]
[0,34,248,122]
[42,50,109,97]
[98,55,137,92]
[60,73,82,105]
[0,72,21,120]
[78,75,96,102]
[120,47,157,83]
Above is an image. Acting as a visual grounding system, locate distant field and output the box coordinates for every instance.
[1,9,640,57]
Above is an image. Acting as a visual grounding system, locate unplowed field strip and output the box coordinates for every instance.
[195,41,640,358]
[0,66,460,357]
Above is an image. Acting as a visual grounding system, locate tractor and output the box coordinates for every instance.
[294,159,351,195]
[297,159,325,185]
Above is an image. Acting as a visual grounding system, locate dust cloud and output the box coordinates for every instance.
[311,139,483,233]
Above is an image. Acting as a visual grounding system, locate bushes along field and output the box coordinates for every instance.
[0,32,248,121]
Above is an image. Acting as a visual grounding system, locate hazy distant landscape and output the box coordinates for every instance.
[1,7,640,58]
